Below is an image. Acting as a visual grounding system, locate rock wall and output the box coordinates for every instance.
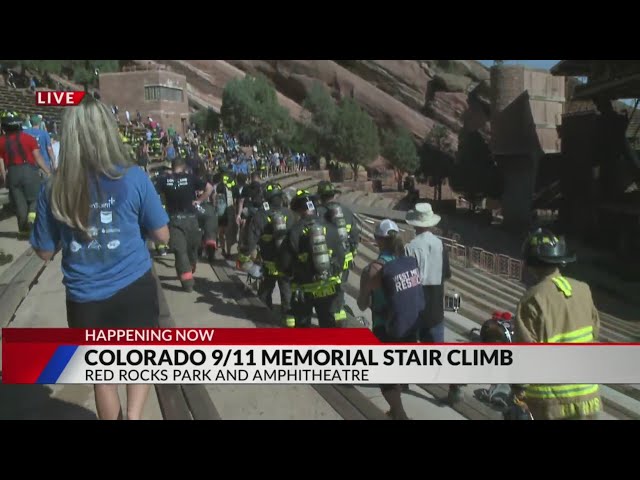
[148,59,492,152]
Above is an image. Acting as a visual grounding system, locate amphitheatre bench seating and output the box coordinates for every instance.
[0,86,64,126]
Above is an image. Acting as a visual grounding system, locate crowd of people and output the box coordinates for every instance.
[0,94,603,422]
[119,119,311,178]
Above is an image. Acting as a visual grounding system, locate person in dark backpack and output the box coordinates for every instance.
[211,171,236,259]
[277,190,346,328]
[240,183,295,324]
[316,180,360,313]
[193,164,219,263]
[235,171,262,227]
[237,172,267,262]
[357,219,424,420]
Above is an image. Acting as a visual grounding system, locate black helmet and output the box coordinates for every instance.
[317,180,340,198]
[290,189,315,212]
[1,116,23,132]
[522,228,576,266]
[264,182,282,200]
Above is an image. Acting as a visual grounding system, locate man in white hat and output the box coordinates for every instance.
[405,203,462,404]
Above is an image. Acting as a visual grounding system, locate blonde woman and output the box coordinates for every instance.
[30,96,170,420]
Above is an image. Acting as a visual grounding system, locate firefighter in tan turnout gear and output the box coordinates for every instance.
[512,228,602,420]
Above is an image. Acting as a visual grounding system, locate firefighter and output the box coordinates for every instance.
[277,189,347,328]
[316,181,360,312]
[512,228,601,420]
[211,171,235,259]
[235,172,264,261]
[151,164,173,256]
[240,182,294,323]
[155,157,214,292]
[193,163,219,263]
[235,171,263,227]
[0,115,50,238]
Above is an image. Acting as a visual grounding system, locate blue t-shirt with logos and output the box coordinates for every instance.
[30,167,169,303]
[24,127,52,168]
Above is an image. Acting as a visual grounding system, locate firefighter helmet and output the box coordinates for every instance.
[522,228,576,266]
[290,189,315,212]
[1,115,23,132]
[264,182,283,201]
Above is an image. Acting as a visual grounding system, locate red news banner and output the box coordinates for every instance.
[2,328,640,385]
[35,91,86,107]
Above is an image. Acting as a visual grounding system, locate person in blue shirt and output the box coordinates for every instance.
[25,116,55,170]
[166,143,176,161]
[30,96,170,421]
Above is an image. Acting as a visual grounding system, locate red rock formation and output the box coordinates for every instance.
[146,59,493,152]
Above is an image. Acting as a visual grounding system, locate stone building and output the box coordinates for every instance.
[98,65,189,133]
[490,65,565,230]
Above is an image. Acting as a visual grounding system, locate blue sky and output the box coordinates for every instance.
[478,60,560,70]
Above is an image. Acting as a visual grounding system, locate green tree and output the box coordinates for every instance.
[450,131,502,210]
[288,82,339,161]
[220,75,292,147]
[330,98,380,180]
[190,108,221,133]
[65,60,120,90]
[289,122,317,156]
[302,82,337,155]
[419,124,454,201]
[382,127,419,190]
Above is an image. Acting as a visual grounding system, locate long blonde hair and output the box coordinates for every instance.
[50,95,133,235]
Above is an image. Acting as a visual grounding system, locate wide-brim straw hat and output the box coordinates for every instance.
[405,202,441,228]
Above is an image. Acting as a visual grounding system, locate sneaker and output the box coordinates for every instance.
[385,410,411,420]
[181,278,195,293]
[207,245,216,263]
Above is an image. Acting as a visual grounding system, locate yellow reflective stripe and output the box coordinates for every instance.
[237,254,251,263]
[293,276,342,293]
[346,224,352,233]
[530,235,558,246]
[335,310,347,321]
[552,276,572,298]
[548,326,593,343]
[343,252,354,270]
[267,216,272,223]
[285,316,296,328]
[27,212,37,222]
[525,384,599,399]
[263,261,279,275]
[261,234,273,242]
